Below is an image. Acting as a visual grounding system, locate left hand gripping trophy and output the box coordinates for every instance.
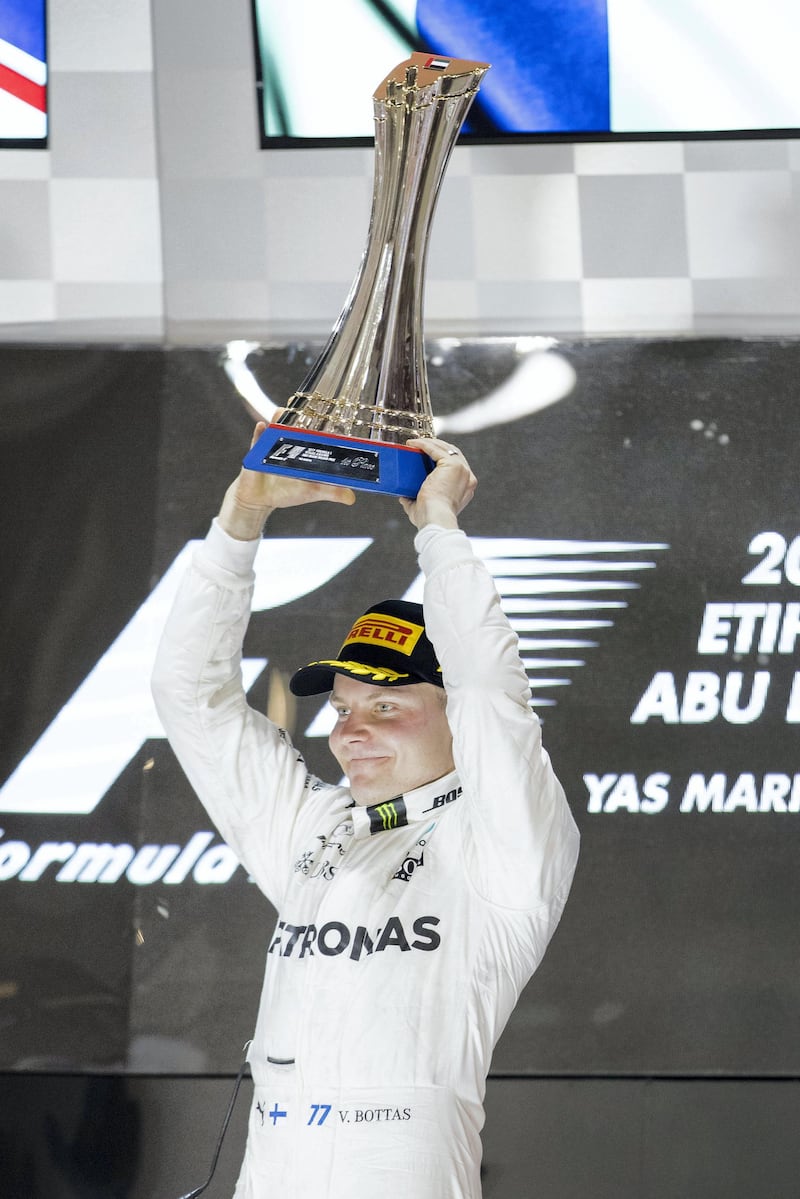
[243,52,490,498]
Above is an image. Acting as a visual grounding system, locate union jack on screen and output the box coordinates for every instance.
[0,0,47,144]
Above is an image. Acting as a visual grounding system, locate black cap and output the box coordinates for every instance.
[289,599,442,696]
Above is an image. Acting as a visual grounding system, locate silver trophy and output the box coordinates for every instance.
[244,52,490,497]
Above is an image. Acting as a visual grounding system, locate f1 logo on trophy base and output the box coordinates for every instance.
[244,52,489,499]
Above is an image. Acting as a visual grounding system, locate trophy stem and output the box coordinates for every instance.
[280,55,489,445]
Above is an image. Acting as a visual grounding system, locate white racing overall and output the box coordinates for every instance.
[152,522,579,1198]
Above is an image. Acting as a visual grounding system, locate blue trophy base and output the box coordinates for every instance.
[242,424,434,499]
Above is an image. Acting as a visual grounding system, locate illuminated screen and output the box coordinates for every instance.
[251,0,800,144]
[0,0,47,147]
[1,337,799,1076]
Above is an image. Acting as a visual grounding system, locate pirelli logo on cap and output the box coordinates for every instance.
[344,613,424,657]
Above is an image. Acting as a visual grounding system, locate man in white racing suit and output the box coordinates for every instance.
[151,426,579,1198]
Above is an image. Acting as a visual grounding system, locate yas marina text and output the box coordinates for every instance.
[585,772,800,815]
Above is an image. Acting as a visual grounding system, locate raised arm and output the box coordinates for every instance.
[151,426,354,902]
[403,437,579,913]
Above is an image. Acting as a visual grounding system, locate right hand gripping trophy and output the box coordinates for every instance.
[244,52,490,498]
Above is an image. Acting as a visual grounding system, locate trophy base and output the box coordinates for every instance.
[243,424,434,499]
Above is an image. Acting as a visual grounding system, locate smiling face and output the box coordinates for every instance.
[328,675,454,805]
